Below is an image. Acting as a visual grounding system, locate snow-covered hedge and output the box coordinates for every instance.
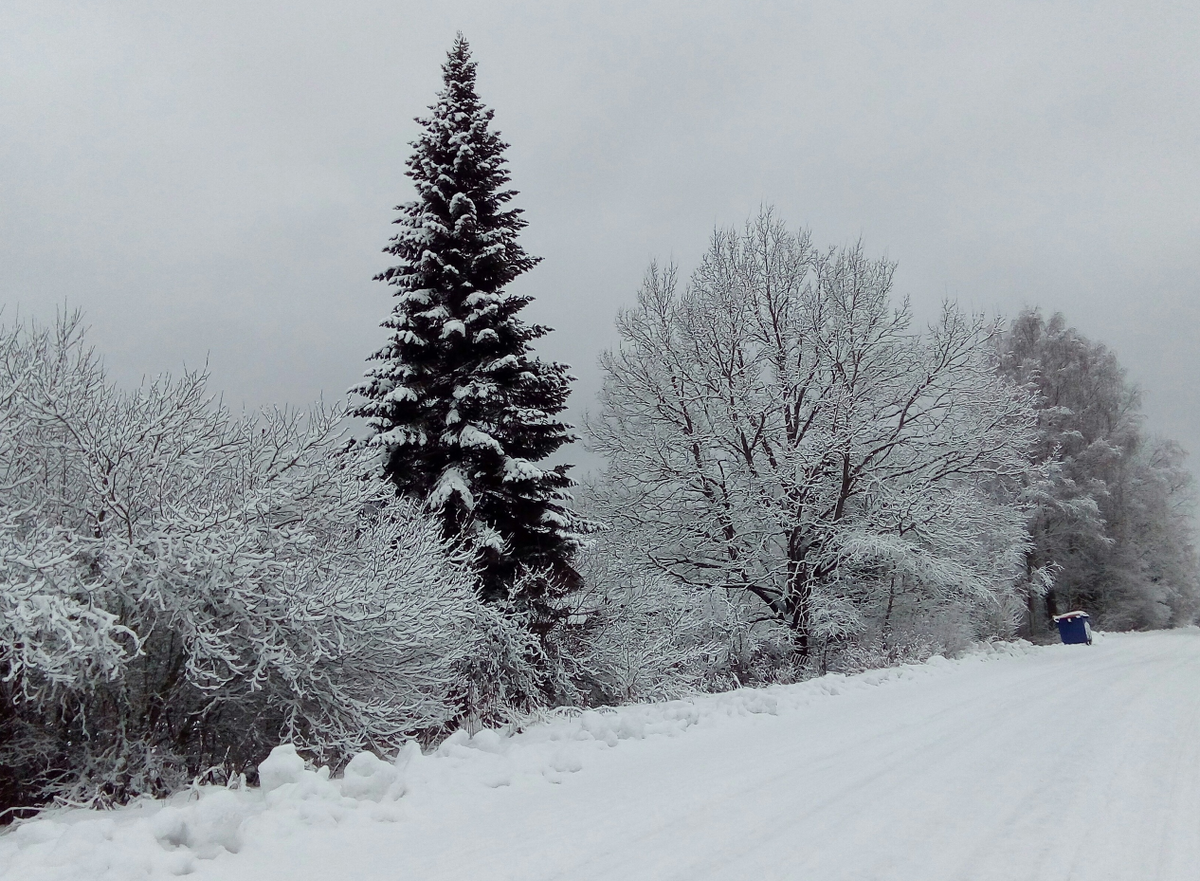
[0,315,502,812]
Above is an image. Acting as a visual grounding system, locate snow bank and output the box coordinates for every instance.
[0,639,1047,881]
[0,741,424,881]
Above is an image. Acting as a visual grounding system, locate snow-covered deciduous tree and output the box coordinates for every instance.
[586,212,1040,658]
[999,309,1200,630]
[0,313,494,811]
[352,35,582,612]
[1105,438,1200,627]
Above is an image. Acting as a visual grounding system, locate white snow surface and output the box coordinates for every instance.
[4,629,1198,880]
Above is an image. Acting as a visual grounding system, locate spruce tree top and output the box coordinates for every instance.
[353,35,581,607]
[379,34,539,316]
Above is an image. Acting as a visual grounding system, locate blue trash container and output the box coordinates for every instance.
[1053,611,1092,645]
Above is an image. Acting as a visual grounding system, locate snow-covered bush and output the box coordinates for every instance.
[543,536,814,704]
[554,548,724,703]
[0,314,488,812]
[455,594,548,734]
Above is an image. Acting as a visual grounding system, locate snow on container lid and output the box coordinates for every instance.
[1052,610,1090,622]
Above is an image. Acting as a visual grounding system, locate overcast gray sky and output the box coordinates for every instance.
[3,1,1198,474]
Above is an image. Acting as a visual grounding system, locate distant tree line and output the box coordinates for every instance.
[2,34,1195,816]
[999,310,1199,631]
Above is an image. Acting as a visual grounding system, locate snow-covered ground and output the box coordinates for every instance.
[4,629,1198,881]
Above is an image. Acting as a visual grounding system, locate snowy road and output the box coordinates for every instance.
[5,630,1199,880]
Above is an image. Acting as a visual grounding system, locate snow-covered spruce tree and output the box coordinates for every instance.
[353,35,581,613]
